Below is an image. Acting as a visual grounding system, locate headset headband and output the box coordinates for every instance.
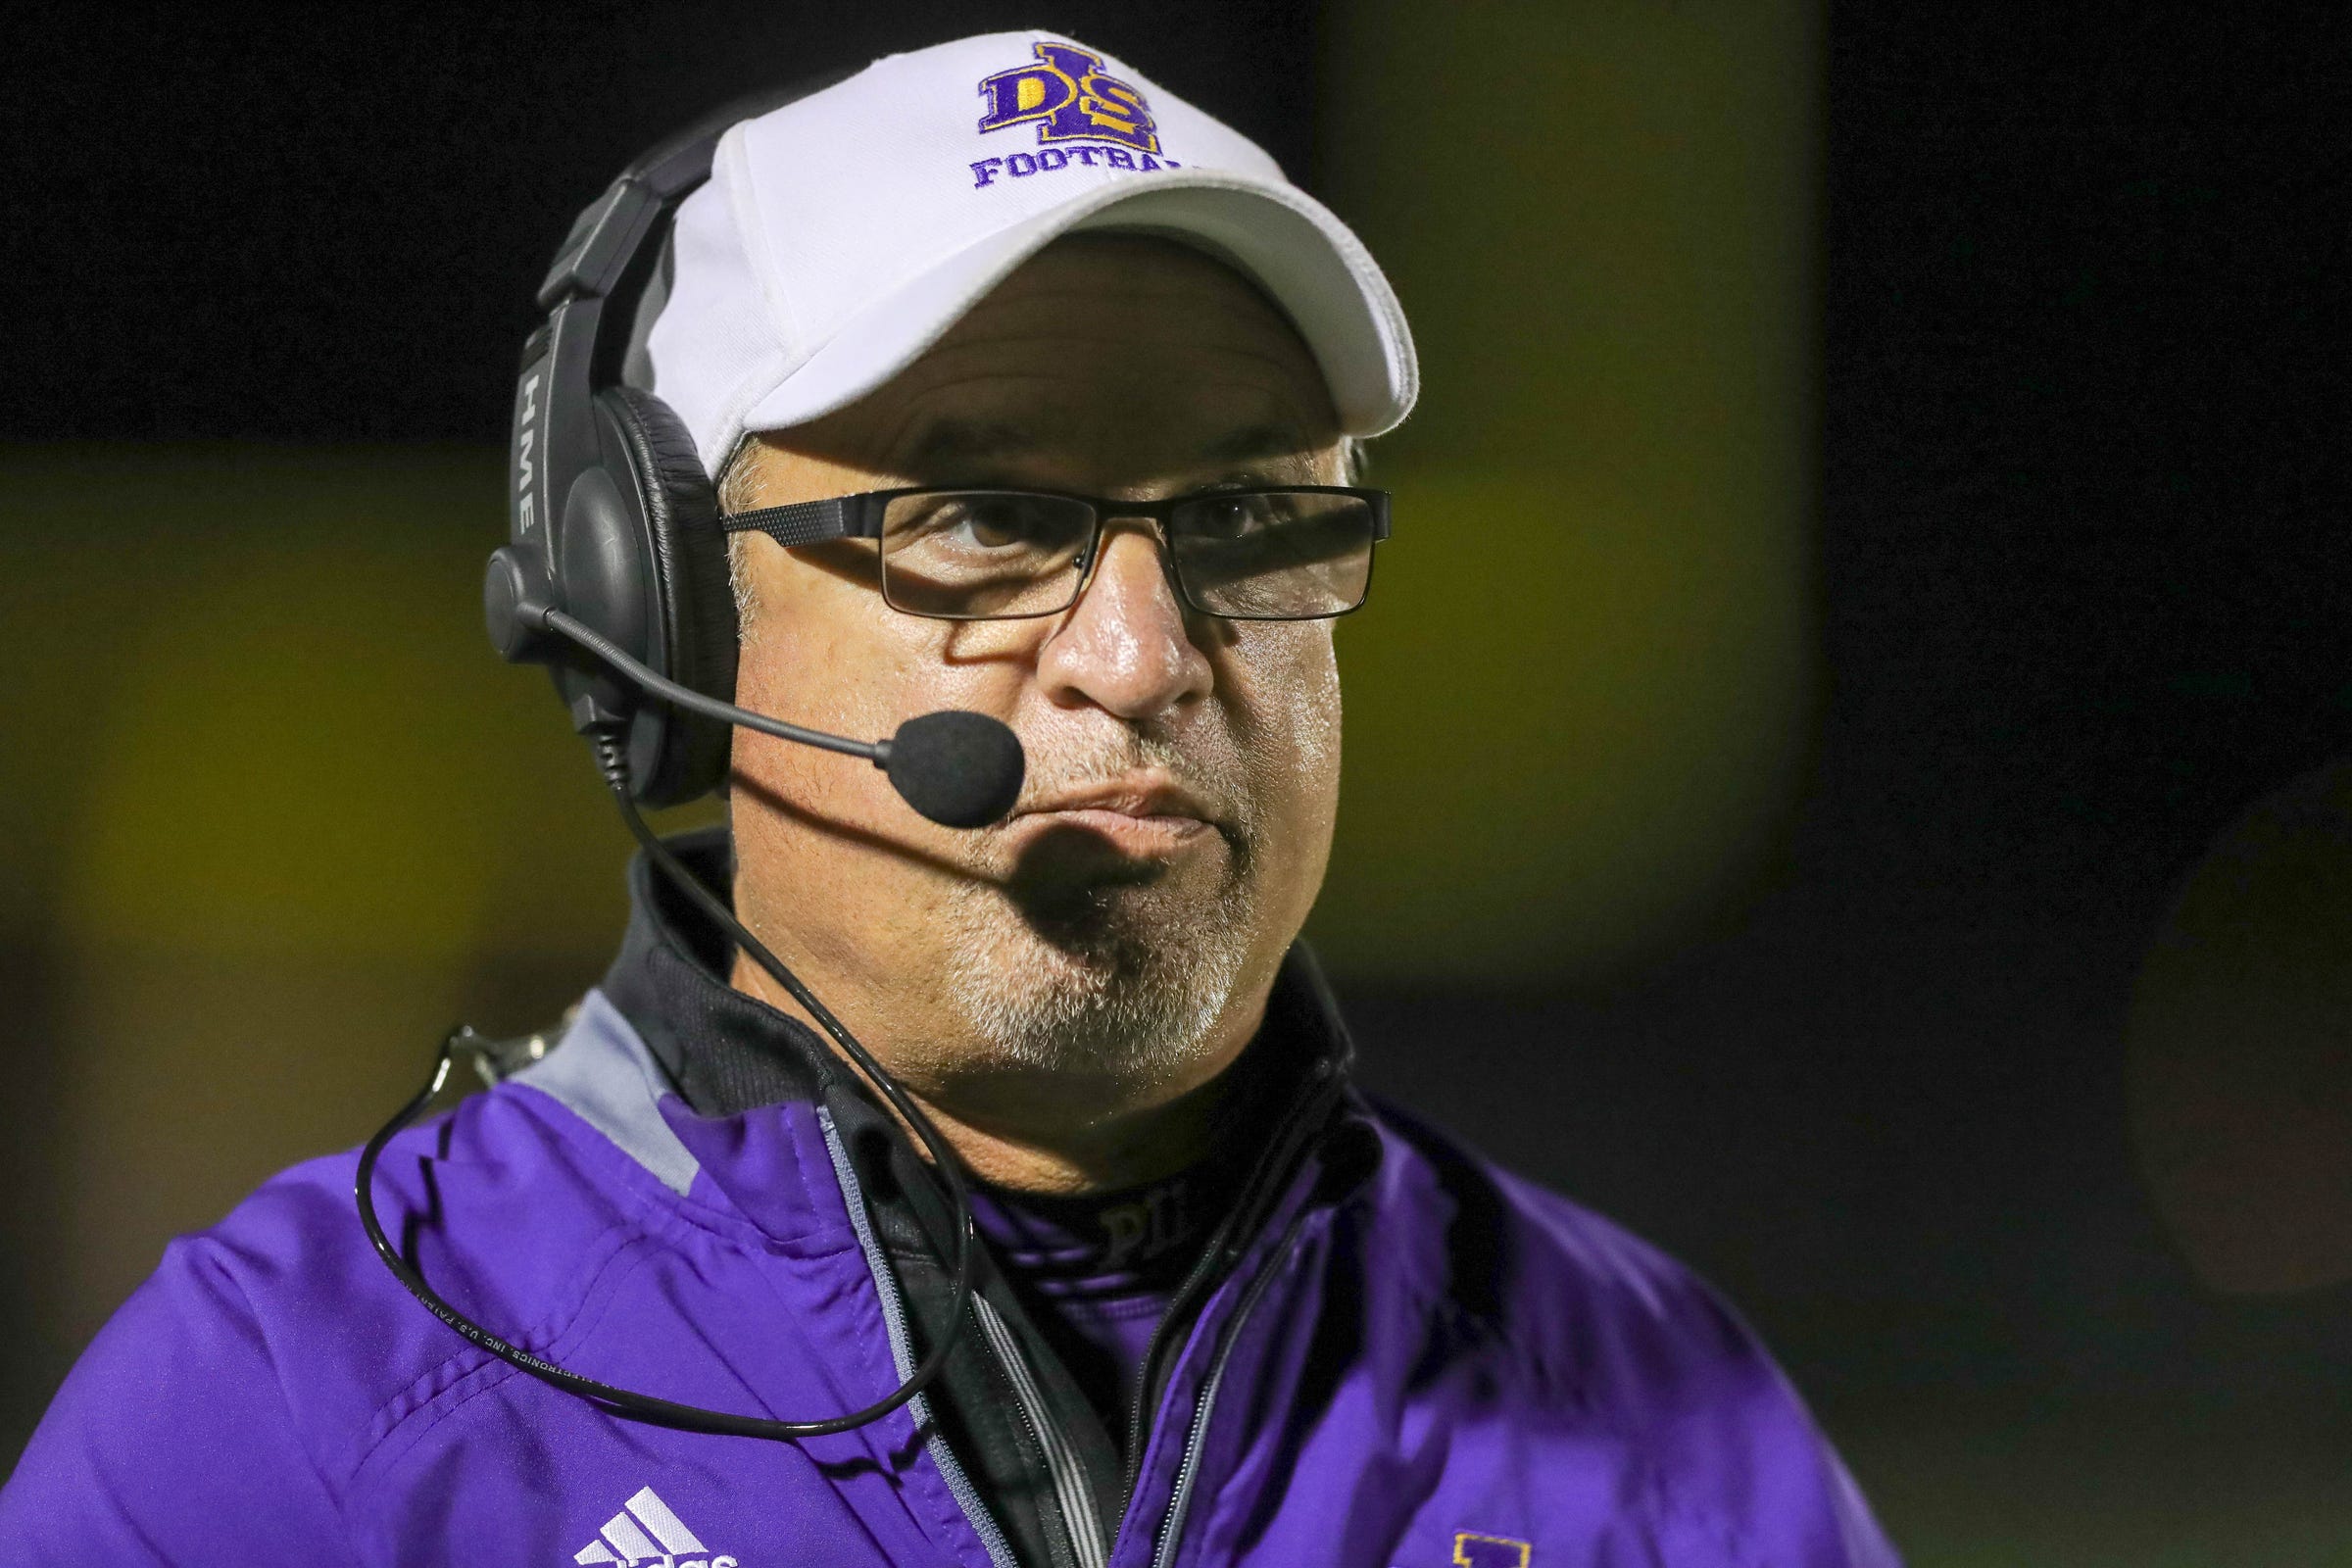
[486,70,857,757]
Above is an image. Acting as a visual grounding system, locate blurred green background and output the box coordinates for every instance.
[7,2,2350,1560]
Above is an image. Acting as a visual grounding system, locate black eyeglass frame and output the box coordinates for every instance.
[719,484,1392,621]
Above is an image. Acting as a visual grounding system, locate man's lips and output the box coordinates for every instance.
[1007,775,1222,855]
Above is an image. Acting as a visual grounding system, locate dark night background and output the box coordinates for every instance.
[6,2,2350,1558]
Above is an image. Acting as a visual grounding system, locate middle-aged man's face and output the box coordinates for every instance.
[720,234,1348,1143]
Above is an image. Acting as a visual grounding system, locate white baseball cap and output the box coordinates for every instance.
[640,30,1419,478]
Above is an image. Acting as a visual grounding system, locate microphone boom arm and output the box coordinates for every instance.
[542,608,890,764]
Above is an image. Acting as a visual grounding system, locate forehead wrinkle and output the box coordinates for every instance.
[874,406,1324,487]
[898,417,1036,471]
[865,366,1310,465]
[871,356,1334,457]
[1200,421,1314,463]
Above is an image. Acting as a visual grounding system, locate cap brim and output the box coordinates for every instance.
[737,171,1417,442]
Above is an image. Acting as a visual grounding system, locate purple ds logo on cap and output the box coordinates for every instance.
[977,41,1160,154]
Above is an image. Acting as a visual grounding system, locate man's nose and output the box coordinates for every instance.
[1035,521,1214,720]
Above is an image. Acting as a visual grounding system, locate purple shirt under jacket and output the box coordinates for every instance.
[966,1165,1224,1443]
[3,989,1899,1567]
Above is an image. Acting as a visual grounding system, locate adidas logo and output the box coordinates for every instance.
[571,1485,735,1567]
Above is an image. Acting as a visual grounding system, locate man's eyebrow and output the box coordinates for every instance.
[895,417,1321,474]
[898,418,1038,471]
[1199,422,1319,465]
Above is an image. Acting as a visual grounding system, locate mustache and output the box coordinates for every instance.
[1009,730,1248,828]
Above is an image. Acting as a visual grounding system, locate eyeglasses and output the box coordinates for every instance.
[719,485,1391,621]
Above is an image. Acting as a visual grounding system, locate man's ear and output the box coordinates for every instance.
[1339,435,1367,485]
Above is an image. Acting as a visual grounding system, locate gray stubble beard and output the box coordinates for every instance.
[938,827,1262,1103]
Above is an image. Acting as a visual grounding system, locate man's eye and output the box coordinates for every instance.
[884,494,1094,564]
[941,499,1030,548]
[902,497,1038,549]
[1189,494,1283,539]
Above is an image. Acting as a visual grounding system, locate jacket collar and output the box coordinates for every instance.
[599,826,835,1115]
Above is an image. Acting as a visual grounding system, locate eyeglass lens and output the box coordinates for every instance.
[877,490,1378,620]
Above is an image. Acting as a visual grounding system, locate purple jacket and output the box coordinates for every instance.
[4,836,1898,1567]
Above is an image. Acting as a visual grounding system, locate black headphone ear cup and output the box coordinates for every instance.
[596,384,739,807]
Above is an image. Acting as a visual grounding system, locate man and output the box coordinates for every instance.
[3,33,1898,1567]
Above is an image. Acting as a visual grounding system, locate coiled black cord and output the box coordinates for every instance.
[355,727,977,1441]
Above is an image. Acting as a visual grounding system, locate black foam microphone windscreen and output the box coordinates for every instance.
[885,710,1027,828]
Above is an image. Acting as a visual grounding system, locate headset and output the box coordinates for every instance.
[359,75,1017,1443]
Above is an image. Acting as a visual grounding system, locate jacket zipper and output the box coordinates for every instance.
[1120,1072,1344,1494]
[829,1028,1348,1567]
[1116,1069,1346,1530]
[1149,1200,1320,1568]
[969,1292,1109,1568]
[828,1103,1109,1568]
